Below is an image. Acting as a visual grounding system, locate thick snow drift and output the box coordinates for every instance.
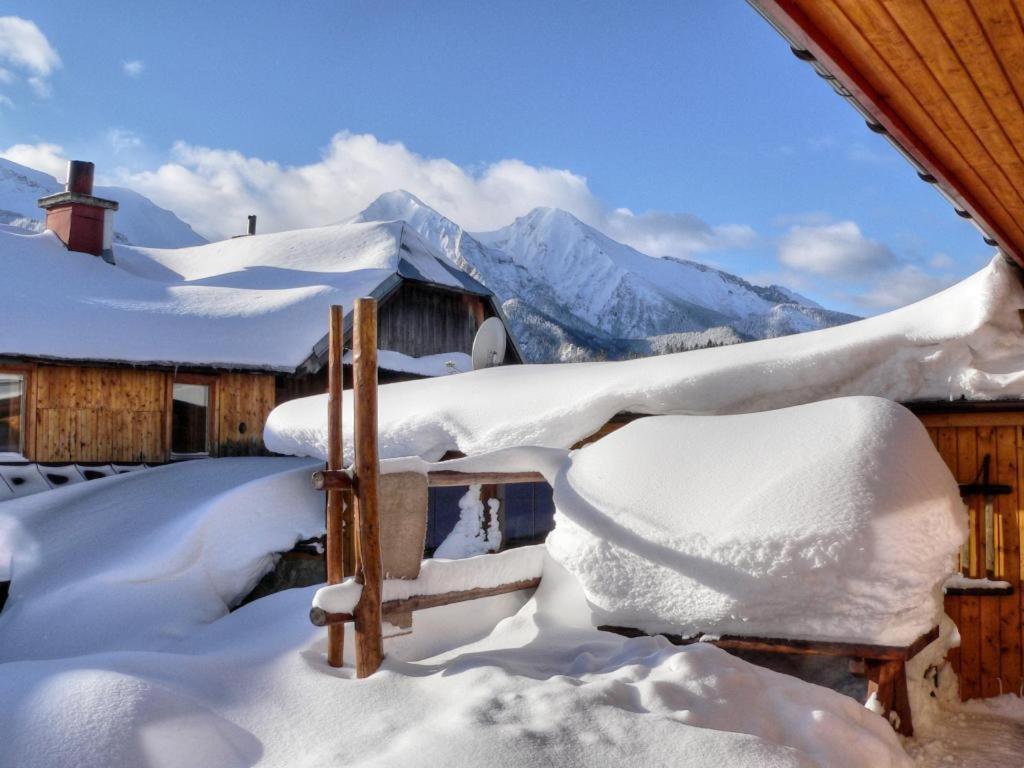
[0,493,913,768]
[0,220,478,370]
[0,457,321,660]
[546,397,966,645]
[266,255,1024,462]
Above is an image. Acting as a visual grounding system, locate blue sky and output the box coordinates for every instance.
[0,1,991,314]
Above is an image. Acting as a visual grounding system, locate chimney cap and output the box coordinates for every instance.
[66,160,95,195]
[38,190,119,211]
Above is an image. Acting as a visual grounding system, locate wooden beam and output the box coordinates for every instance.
[352,298,384,678]
[597,625,939,662]
[325,304,345,668]
[313,468,545,491]
[309,577,542,627]
[424,470,546,487]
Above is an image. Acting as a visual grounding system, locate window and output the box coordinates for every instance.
[171,382,210,457]
[0,372,25,456]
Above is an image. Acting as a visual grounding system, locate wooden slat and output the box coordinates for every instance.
[945,593,962,674]
[310,577,542,627]
[598,625,939,661]
[980,594,1003,697]
[918,412,1024,428]
[1003,425,1024,693]
[959,595,982,700]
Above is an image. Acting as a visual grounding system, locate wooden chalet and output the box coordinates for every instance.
[0,166,521,465]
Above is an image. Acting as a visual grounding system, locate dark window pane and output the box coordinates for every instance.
[0,374,24,455]
[172,383,209,455]
[503,483,535,541]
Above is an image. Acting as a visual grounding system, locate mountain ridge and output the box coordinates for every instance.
[355,190,858,361]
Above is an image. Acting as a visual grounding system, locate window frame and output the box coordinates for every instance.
[169,373,217,460]
[0,364,33,460]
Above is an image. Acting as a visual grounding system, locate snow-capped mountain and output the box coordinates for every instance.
[354,190,857,361]
[0,158,206,249]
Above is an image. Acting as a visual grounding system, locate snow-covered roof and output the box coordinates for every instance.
[0,220,495,372]
[266,254,1024,462]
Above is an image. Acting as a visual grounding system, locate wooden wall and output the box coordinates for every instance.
[34,366,167,462]
[216,372,277,455]
[12,363,276,463]
[378,282,487,358]
[921,412,1024,700]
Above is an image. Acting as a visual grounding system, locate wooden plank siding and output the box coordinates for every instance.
[22,364,276,463]
[920,411,1024,700]
[750,0,1024,266]
[377,282,496,359]
[216,372,277,455]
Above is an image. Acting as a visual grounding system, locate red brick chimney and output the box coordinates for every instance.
[37,160,119,262]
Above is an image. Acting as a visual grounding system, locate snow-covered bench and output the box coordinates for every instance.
[599,624,938,736]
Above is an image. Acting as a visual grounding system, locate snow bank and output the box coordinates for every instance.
[0,220,474,370]
[546,397,965,645]
[313,545,545,614]
[347,349,472,377]
[0,546,912,768]
[265,255,1024,462]
[0,457,321,660]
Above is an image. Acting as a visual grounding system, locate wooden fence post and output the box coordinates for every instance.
[353,298,384,677]
[326,305,345,667]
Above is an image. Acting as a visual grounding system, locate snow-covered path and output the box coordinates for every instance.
[907,698,1024,767]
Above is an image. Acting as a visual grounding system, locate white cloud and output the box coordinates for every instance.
[0,141,68,179]
[106,128,143,154]
[604,208,756,257]
[122,60,144,78]
[778,220,896,277]
[854,265,956,310]
[0,94,12,109]
[0,17,60,102]
[26,74,50,98]
[119,132,756,251]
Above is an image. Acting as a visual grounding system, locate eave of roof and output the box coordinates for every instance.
[749,0,1024,267]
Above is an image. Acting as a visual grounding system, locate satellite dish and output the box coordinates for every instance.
[472,317,507,370]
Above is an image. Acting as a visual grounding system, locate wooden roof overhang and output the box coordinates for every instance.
[749,0,1024,267]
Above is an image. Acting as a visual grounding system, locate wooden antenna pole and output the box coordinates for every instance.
[325,305,345,667]
[352,297,384,677]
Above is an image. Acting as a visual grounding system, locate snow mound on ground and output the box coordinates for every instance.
[265,256,1024,463]
[546,397,965,645]
[0,457,321,661]
[0,546,912,768]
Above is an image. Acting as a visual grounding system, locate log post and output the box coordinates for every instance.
[352,298,384,677]
[325,305,345,667]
